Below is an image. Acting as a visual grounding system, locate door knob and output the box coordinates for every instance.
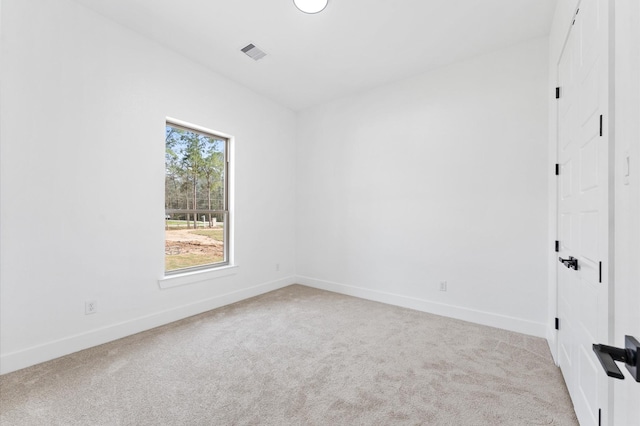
[558,256,579,270]
[592,335,640,382]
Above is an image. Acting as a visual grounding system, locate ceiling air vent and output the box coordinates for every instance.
[241,43,266,61]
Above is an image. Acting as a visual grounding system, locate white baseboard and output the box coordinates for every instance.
[2,275,549,375]
[546,326,559,365]
[296,275,547,338]
[0,276,296,375]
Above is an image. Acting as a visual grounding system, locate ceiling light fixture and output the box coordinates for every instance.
[293,0,328,14]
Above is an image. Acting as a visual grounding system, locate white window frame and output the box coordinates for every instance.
[159,118,235,289]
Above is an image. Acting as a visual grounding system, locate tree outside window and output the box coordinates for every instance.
[165,122,229,273]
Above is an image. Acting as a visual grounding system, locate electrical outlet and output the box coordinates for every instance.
[85,300,97,315]
[439,281,447,292]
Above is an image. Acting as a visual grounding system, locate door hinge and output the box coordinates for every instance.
[599,114,603,136]
[555,241,560,253]
[599,261,602,283]
[598,408,601,426]
[555,87,561,99]
[555,318,560,330]
[555,163,560,176]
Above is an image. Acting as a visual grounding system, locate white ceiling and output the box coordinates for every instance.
[72,0,557,111]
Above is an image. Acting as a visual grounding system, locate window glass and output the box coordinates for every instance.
[165,122,229,273]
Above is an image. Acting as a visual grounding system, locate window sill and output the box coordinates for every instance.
[158,265,238,289]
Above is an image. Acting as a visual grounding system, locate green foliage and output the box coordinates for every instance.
[165,125,226,212]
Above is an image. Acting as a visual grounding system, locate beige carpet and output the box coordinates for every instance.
[0,285,577,425]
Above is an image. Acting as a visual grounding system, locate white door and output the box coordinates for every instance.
[556,0,611,424]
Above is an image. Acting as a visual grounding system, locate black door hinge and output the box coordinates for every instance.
[555,241,560,253]
[555,87,561,99]
[555,164,560,175]
[599,261,602,283]
[599,115,603,136]
[598,408,601,426]
[555,318,560,330]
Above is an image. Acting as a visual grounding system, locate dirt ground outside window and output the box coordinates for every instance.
[165,227,224,271]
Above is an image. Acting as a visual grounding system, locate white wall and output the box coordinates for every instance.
[296,38,550,336]
[0,0,297,374]
[0,0,556,375]
[613,0,640,423]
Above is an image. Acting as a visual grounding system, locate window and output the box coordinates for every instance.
[165,121,229,274]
